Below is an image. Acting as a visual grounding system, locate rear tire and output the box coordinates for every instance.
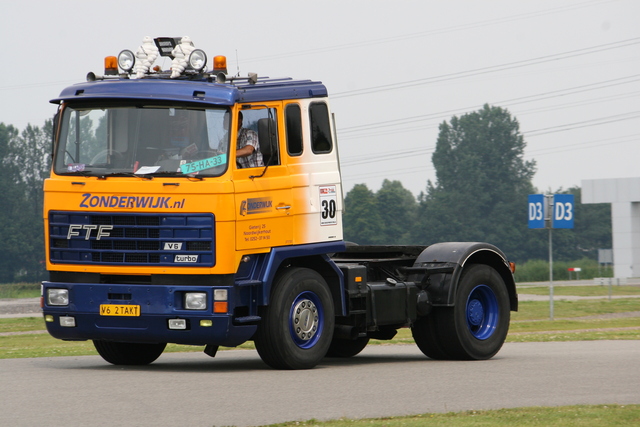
[93,341,166,365]
[413,264,510,360]
[411,314,452,360]
[254,267,334,369]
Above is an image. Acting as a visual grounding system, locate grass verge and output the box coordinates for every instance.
[511,299,640,320]
[261,405,640,426]
[518,285,640,296]
[0,282,40,299]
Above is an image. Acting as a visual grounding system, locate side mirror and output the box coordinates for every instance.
[257,118,278,166]
[51,111,59,157]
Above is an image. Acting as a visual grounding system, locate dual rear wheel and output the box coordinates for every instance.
[412,264,510,360]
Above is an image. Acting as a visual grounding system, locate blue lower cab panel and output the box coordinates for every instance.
[44,314,255,347]
[42,282,255,347]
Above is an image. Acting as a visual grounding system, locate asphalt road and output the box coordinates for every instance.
[1,341,639,427]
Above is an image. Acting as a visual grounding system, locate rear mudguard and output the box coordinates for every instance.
[412,242,517,311]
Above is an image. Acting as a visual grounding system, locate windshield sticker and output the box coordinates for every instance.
[180,154,227,174]
[135,166,161,175]
[67,163,86,172]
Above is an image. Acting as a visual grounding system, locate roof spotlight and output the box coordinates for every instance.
[117,50,136,73]
[188,49,207,73]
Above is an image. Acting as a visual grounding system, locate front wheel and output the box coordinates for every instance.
[93,341,166,365]
[413,264,510,360]
[254,267,335,369]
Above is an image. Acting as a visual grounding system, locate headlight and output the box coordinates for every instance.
[47,289,69,306]
[188,49,207,72]
[118,49,135,73]
[184,292,207,310]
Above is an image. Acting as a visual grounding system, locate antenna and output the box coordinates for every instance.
[235,49,240,77]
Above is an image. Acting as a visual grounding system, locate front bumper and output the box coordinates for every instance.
[41,282,256,346]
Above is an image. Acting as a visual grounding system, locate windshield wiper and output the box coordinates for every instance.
[145,171,204,180]
[59,170,93,176]
[99,172,153,180]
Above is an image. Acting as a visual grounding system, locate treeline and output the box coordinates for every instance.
[0,121,51,282]
[343,181,611,263]
[343,105,612,263]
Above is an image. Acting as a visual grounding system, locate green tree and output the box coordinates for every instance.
[0,121,51,282]
[375,179,417,244]
[12,121,52,217]
[343,184,384,245]
[0,123,32,282]
[416,104,542,261]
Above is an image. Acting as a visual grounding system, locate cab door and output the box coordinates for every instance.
[232,104,294,250]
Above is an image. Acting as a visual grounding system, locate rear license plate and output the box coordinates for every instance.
[100,304,140,316]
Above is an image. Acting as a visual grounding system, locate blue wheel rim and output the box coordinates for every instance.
[465,284,499,340]
[289,291,324,349]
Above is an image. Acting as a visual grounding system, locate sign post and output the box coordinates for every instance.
[528,194,574,320]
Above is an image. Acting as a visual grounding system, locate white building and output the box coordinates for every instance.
[582,178,640,278]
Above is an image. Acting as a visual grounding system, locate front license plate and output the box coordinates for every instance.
[100,304,140,316]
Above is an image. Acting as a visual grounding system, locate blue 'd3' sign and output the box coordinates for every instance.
[528,194,546,229]
[528,194,574,229]
[552,194,574,229]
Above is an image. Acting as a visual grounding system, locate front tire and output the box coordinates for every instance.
[93,341,166,365]
[413,264,510,360]
[254,267,335,369]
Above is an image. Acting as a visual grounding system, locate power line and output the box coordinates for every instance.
[525,111,640,136]
[342,133,640,184]
[338,114,640,171]
[0,80,79,91]
[525,133,640,157]
[332,37,640,99]
[241,0,617,64]
[339,89,640,142]
[337,74,640,137]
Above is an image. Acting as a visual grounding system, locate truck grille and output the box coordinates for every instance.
[49,211,215,267]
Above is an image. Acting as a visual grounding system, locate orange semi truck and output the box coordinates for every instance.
[41,36,517,369]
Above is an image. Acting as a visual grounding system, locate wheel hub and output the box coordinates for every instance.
[292,299,318,341]
[467,299,484,326]
[465,284,499,340]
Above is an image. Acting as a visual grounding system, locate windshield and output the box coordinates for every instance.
[54,103,230,177]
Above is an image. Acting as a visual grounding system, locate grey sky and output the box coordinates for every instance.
[2,0,638,195]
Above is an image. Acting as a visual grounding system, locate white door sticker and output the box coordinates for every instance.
[319,186,337,226]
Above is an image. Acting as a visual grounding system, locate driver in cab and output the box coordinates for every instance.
[236,111,264,168]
